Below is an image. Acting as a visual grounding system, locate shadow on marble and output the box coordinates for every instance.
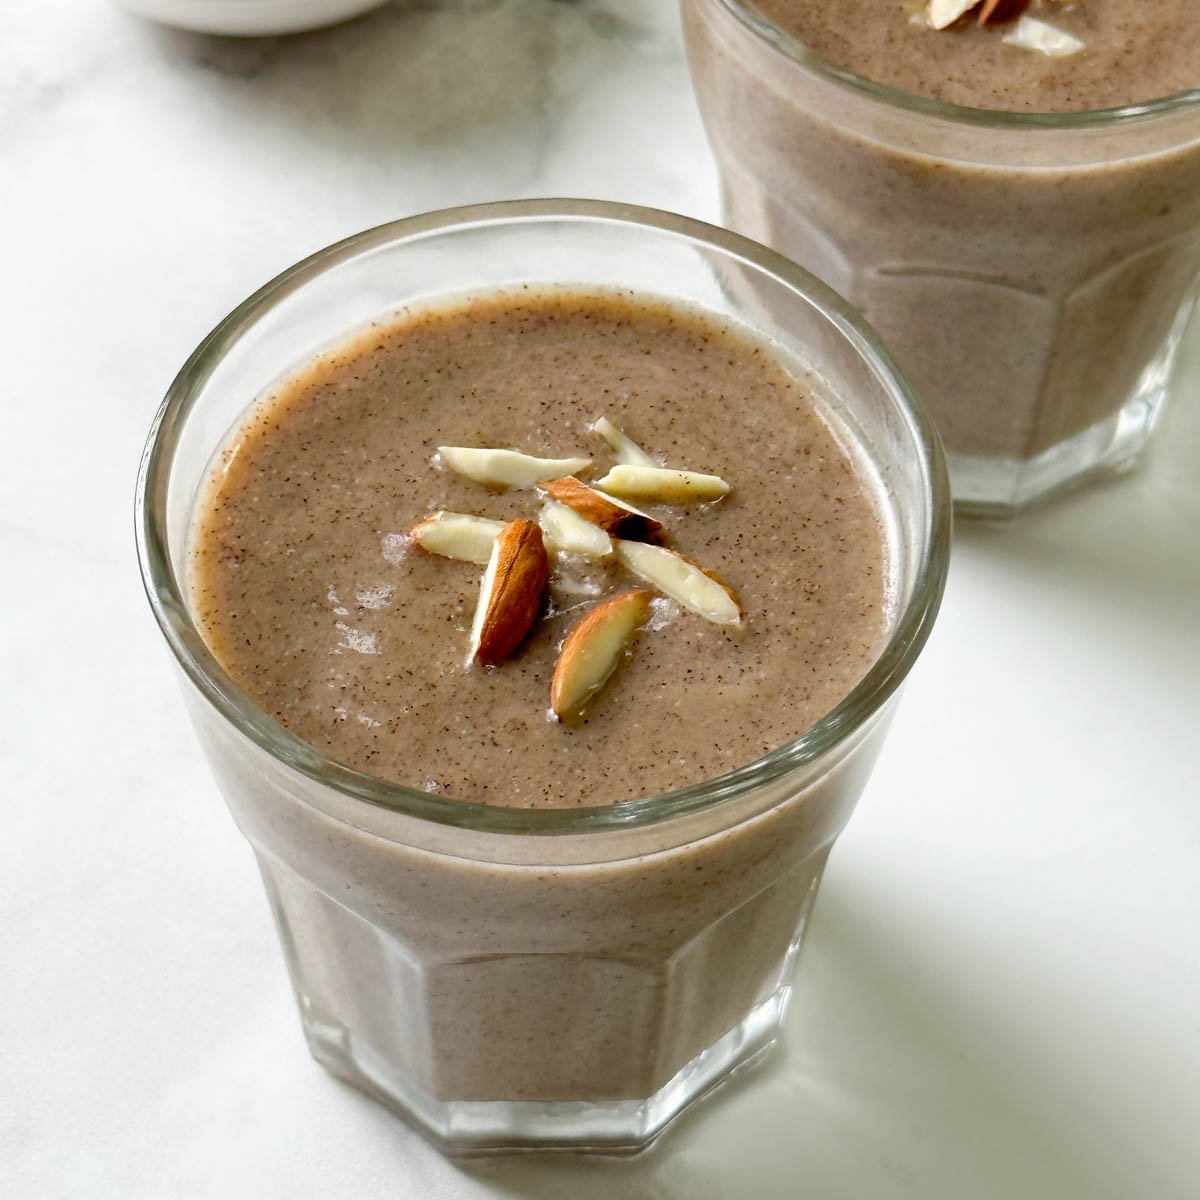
[126,0,655,152]
[952,321,1200,631]
[453,885,1145,1199]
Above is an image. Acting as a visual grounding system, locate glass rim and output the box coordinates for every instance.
[718,0,1200,130]
[135,198,951,837]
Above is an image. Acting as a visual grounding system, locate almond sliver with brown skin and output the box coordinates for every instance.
[538,499,613,560]
[615,541,741,626]
[437,446,592,490]
[594,465,730,505]
[411,511,505,565]
[591,416,657,468]
[468,518,549,665]
[551,590,652,721]
[978,0,1030,27]
[538,476,662,540]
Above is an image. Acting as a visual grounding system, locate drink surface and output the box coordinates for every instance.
[750,0,1199,112]
[191,288,887,808]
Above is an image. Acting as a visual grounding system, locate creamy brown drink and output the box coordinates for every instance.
[138,204,949,1153]
[192,290,886,807]
[753,0,1199,113]
[684,0,1200,511]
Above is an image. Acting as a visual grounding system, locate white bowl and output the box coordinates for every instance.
[112,0,390,36]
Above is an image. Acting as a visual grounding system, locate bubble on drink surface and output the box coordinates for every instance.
[550,565,604,606]
[382,532,410,564]
[335,622,380,655]
[647,596,681,632]
[355,583,394,610]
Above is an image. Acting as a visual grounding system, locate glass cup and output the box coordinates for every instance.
[136,200,949,1154]
[682,0,1200,514]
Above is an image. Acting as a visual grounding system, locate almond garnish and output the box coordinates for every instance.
[411,511,505,565]
[926,0,978,30]
[1001,13,1084,56]
[437,446,592,490]
[420,419,741,705]
[978,0,1031,27]
[538,499,613,560]
[550,590,652,721]
[614,541,741,626]
[538,476,662,540]
[926,0,1030,28]
[468,518,549,666]
[594,465,731,505]
[591,416,657,468]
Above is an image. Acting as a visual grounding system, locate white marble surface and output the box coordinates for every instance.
[2,2,1199,1196]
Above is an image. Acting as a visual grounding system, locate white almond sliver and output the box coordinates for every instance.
[615,541,741,626]
[436,446,592,490]
[600,490,659,523]
[595,465,731,505]
[1002,15,1085,58]
[591,416,657,468]
[411,511,505,565]
[538,500,613,560]
[926,0,978,30]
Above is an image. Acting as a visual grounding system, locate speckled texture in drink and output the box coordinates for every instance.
[191,288,887,809]
[751,0,1199,113]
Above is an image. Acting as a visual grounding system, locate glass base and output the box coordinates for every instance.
[301,981,791,1157]
[951,295,1194,516]
[262,846,828,1156]
[296,936,806,1161]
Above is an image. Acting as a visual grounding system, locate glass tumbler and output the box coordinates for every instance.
[136,200,949,1154]
[683,0,1200,514]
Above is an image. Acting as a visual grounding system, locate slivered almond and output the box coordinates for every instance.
[927,0,977,30]
[591,416,657,468]
[410,511,505,565]
[550,591,652,721]
[538,499,613,560]
[594,465,731,505]
[437,446,591,490]
[1001,13,1083,55]
[468,519,549,666]
[538,476,662,540]
[615,541,741,626]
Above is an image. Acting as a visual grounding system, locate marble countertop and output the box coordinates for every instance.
[3,2,1198,1196]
